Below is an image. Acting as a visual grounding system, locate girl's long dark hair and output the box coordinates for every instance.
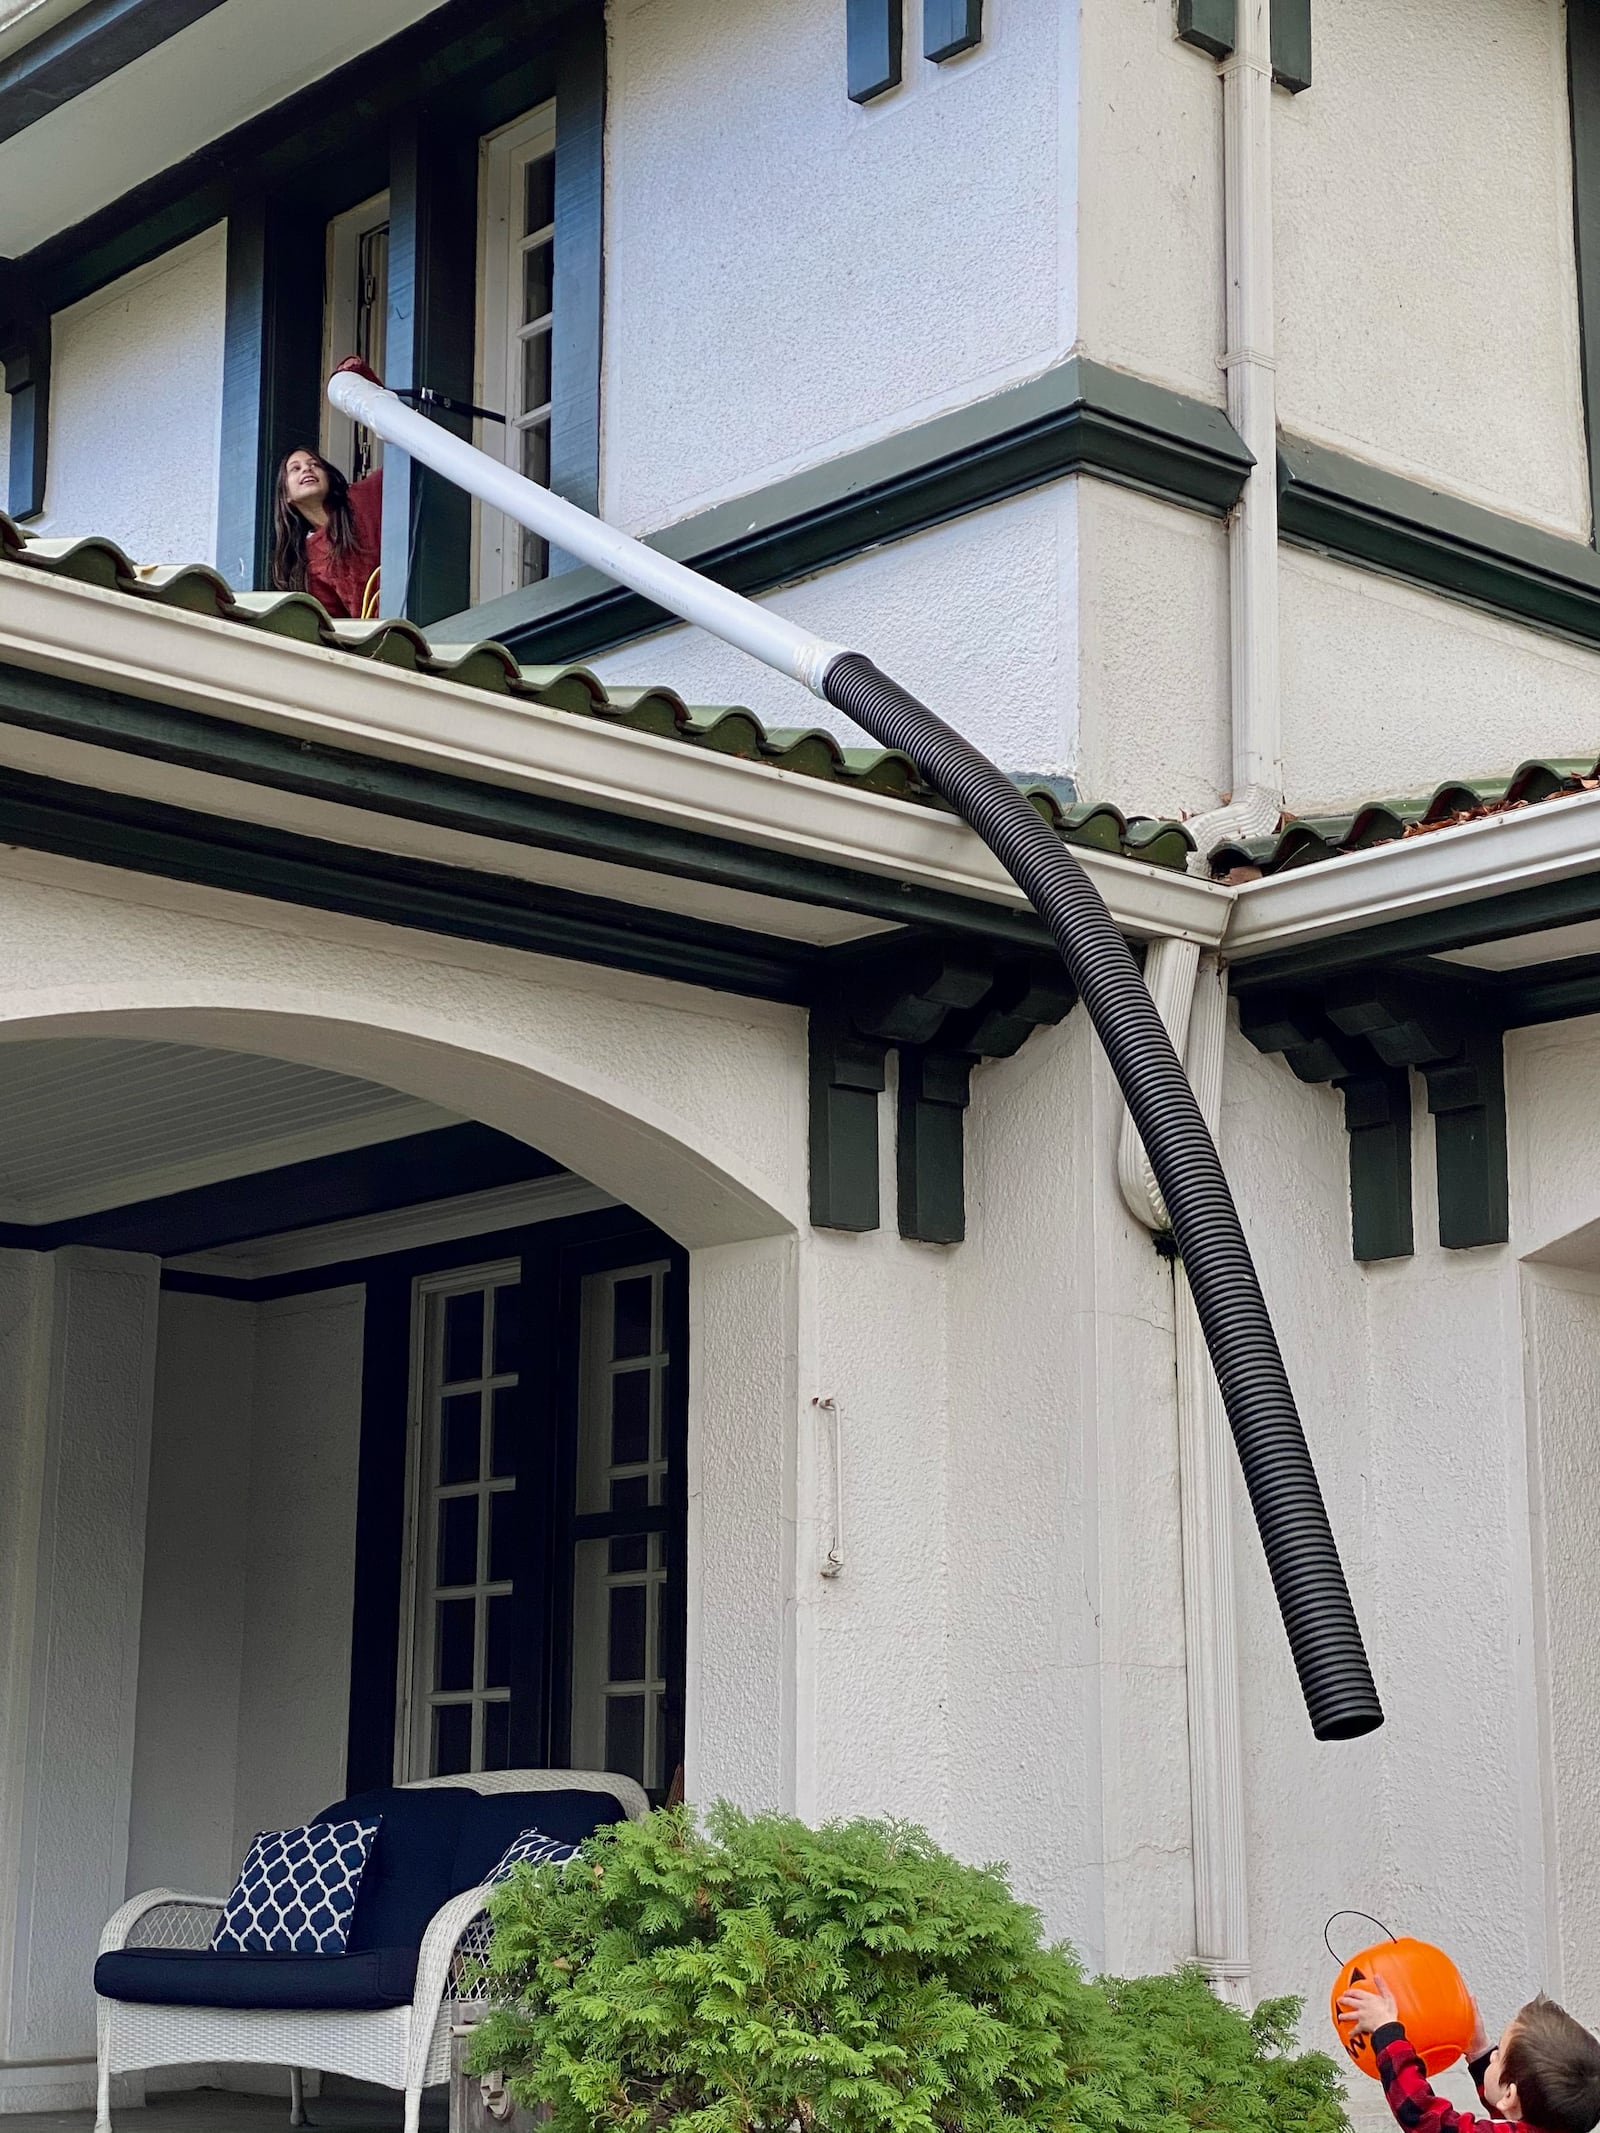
[271,448,358,592]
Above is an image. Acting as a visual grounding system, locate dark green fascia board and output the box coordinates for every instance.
[437,358,1253,663]
[0,0,230,145]
[1277,434,1600,651]
[0,657,1058,958]
[0,760,821,1004]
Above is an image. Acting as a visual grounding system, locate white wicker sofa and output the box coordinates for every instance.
[94,1768,648,2133]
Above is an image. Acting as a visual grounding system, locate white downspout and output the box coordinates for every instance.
[1115,941,1252,2010]
[1186,0,1283,866]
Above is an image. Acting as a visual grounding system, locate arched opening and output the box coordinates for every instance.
[0,979,800,2121]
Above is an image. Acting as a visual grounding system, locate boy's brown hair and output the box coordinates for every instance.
[1504,1996,1600,2132]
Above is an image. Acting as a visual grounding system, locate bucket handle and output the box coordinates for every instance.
[1325,1911,1398,1966]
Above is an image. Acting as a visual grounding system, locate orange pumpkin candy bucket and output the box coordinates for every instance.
[1326,1912,1475,2080]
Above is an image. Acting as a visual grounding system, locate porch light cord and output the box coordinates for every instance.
[328,372,1383,1744]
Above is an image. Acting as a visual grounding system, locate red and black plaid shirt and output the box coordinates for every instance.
[1373,2023,1544,2133]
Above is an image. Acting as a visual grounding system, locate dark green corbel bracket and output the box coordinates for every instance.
[1236,974,1508,1258]
[808,940,1075,1241]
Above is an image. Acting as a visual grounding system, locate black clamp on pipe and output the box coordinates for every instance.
[822,652,1382,1743]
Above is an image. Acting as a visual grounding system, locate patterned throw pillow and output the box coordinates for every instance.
[485,1826,580,1885]
[210,1816,381,1955]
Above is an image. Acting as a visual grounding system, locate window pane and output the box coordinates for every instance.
[437,1495,479,1588]
[523,244,554,326]
[522,330,552,415]
[489,1489,517,1583]
[443,1290,484,1383]
[605,1695,646,1782]
[520,421,550,486]
[491,1385,519,1478]
[440,1393,481,1485]
[612,1277,653,1360]
[608,1582,647,1682]
[482,1698,511,1772]
[610,1474,649,1512]
[524,153,554,236]
[492,1285,523,1375]
[485,1593,513,1690]
[435,1597,475,1692]
[611,1369,650,1466]
[432,1702,472,1777]
[610,1533,648,1574]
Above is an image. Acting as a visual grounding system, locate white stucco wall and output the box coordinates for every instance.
[1273,0,1588,537]
[38,226,227,567]
[1281,549,1600,813]
[602,0,1074,531]
[0,1249,160,2115]
[1076,0,1225,405]
[590,484,1081,781]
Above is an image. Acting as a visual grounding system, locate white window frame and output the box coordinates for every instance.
[474,100,558,606]
[321,188,390,479]
[395,1256,521,1782]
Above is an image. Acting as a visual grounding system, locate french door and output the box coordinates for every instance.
[389,1216,686,1803]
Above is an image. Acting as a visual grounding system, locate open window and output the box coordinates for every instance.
[322,189,390,482]
[475,102,557,604]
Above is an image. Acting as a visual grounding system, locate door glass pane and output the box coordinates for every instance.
[482,1698,511,1772]
[404,1261,524,1778]
[569,1530,667,1792]
[440,1393,481,1485]
[576,1263,670,1516]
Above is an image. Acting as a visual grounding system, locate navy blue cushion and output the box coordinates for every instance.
[452,1790,626,1893]
[313,1786,470,1955]
[95,1945,418,2011]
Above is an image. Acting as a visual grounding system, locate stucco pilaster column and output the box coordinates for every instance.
[0,1248,160,2115]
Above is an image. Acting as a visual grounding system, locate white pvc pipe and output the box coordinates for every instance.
[327,373,849,698]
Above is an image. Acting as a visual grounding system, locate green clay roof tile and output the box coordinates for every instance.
[1210,760,1600,878]
[0,512,1195,872]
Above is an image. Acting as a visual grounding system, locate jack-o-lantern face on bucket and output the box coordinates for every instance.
[1330,1931,1474,2080]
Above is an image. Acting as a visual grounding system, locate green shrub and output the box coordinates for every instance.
[468,1804,1348,2133]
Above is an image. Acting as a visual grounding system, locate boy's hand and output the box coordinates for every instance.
[1339,1978,1400,2042]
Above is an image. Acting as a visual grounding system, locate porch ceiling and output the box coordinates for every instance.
[0,1037,456,1223]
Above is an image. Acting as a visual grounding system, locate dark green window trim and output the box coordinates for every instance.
[1176,0,1311,92]
[847,0,903,102]
[0,0,231,147]
[924,0,982,64]
[0,265,49,522]
[381,109,478,626]
[437,357,1253,664]
[1569,0,1600,542]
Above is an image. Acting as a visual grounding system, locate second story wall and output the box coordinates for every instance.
[601,0,1075,532]
[1273,0,1588,539]
[26,227,226,566]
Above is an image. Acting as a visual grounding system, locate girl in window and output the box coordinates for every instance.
[270,357,384,618]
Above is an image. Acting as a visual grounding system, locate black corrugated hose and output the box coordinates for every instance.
[823,652,1382,1742]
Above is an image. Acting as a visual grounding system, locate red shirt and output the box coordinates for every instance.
[304,470,383,620]
[1373,2024,1547,2133]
